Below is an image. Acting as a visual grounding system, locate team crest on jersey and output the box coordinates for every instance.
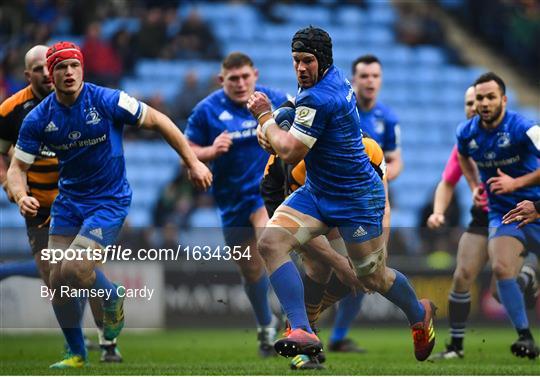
[85,107,102,125]
[295,106,316,128]
[68,131,81,140]
[496,132,511,148]
[44,121,58,132]
[219,110,233,121]
[241,120,256,129]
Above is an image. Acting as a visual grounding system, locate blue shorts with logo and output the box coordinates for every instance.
[50,193,130,247]
[489,214,540,256]
[283,183,385,243]
[220,194,264,246]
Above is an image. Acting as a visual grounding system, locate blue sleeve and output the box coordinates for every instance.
[291,92,329,142]
[520,120,540,158]
[15,119,42,156]
[383,110,400,152]
[185,106,210,146]
[455,122,469,157]
[109,90,147,126]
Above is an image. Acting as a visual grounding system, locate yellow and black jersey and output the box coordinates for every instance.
[0,85,58,209]
[261,137,385,217]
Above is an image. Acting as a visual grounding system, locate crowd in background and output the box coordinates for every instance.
[443,0,540,81]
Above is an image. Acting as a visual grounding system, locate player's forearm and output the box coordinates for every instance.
[0,155,9,186]
[512,169,540,190]
[457,153,480,190]
[432,180,455,215]
[189,143,216,163]
[384,154,403,181]
[267,125,304,164]
[6,159,29,202]
[306,236,345,269]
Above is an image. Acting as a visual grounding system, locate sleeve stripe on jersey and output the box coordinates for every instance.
[0,138,12,154]
[394,124,401,147]
[526,125,540,150]
[290,126,316,149]
[14,147,36,164]
[118,91,141,116]
[136,102,148,127]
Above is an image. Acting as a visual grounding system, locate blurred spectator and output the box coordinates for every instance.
[82,22,123,87]
[188,193,220,228]
[116,220,152,251]
[136,7,168,59]
[172,71,208,129]
[1,48,26,96]
[505,0,540,74]
[26,0,58,25]
[160,222,180,250]
[0,2,27,44]
[124,94,169,140]
[153,169,199,229]
[172,10,222,60]
[111,29,137,75]
[147,93,170,115]
[394,3,445,46]
[255,1,287,24]
[0,67,9,103]
[442,0,540,81]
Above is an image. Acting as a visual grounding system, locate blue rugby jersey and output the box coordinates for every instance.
[358,102,400,152]
[290,65,381,197]
[185,85,287,214]
[456,110,540,217]
[15,83,146,201]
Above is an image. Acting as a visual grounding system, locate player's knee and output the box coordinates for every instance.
[350,246,385,278]
[257,233,277,262]
[36,260,51,287]
[453,266,474,286]
[491,259,513,280]
[361,266,391,292]
[60,261,91,287]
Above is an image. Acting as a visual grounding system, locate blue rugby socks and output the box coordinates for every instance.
[270,261,312,333]
[382,269,425,325]
[0,260,40,281]
[497,278,529,331]
[330,292,364,343]
[244,273,272,327]
[52,299,87,359]
[92,269,118,302]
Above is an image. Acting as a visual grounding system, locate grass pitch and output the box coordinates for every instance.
[1,327,538,375]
